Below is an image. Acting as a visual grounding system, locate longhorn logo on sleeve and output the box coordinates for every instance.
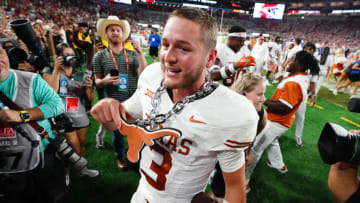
[119,115,182,163]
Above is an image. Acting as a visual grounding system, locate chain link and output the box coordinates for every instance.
[136,72,215,128]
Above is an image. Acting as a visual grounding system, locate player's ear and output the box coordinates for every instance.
[205,48,217,69]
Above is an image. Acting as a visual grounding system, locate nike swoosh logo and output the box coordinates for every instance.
[189,115,207,124]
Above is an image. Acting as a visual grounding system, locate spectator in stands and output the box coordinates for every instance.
[73,22,93,70]
[148,28,161,63]
[92,16,146,170]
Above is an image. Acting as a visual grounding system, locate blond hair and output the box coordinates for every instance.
[231,72,264,95]
[169,8,217,50]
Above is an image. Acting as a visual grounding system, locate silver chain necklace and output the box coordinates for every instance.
[135,72,216,128]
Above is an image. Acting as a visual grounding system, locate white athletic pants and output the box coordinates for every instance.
[315,71,327,96]
[295,100,307,139]
[245,121,288,184]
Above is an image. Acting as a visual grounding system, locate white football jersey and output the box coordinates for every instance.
[215,43,249,86]
[268,42,282,63]
[125,63,258,202]
[216,43,238,67]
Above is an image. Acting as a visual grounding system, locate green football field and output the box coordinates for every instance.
[63,57,360,203]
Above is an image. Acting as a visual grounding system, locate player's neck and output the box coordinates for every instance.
[171,78,206,103]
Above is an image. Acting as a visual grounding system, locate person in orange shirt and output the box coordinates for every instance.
[245,51,320,191]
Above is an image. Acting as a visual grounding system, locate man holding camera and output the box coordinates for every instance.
[328,154,360,203]
[0,45,66,202]
[92,16,146,169]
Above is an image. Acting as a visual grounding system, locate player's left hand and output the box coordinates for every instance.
[237,56,256,68]
[131,40,142,54]
[309,95,316,107]
[191,192,216,203]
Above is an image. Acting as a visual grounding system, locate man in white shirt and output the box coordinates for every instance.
[250,36,269,75]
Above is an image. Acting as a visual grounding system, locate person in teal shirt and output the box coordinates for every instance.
[0,45,66,203]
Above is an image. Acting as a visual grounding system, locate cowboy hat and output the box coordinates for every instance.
[96,16,130,43]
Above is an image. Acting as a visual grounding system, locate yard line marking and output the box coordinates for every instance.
[307,101,324,109]
[340,117,360,128]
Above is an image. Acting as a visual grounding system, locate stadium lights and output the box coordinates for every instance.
[201,0,217,4]
[183,3,209,9]
[332,9,360,14]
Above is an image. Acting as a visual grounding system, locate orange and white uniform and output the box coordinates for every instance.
[245,72,309,185]
[267,72,309,128]
[124,63,258,202]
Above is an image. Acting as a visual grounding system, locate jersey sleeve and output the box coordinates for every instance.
[216,150,245,173]
[205,114,258,152]
[278,81,303,109]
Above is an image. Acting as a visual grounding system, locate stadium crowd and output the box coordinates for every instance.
[0,0,360,202]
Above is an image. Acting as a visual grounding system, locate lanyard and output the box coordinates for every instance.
[108,46,130,72]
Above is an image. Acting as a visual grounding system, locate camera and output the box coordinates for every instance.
[318,97,360,165]
[63,54,79,68]
[50,114,87,172]
[3,45,27,69]
[318,122,360,165]
[9,19,50,71]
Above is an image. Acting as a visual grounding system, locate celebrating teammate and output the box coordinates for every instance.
[91,8,258,203]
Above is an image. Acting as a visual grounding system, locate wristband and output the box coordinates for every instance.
[228,63,236,73]
[220,67,228,79]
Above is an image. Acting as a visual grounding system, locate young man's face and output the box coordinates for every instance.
[106,24,123,44]
[304,46,315,55]
[228,36,244,53]
[286,56,302,73]
[0,46,10,82]
[160,16,216,90]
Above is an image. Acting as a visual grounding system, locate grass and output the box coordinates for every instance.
[63,57,360,202]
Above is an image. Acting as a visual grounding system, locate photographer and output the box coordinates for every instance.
[42,42,99,179]
[0,38,37,72]
[319,126,360,203]
[0,45,66,203]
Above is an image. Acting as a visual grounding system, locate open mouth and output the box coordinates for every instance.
[166,67,181,76]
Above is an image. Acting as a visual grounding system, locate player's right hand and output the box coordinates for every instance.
[103,74,120,86]
[90,98,122,131]
[237,56,256,68]
[54,56,64,72]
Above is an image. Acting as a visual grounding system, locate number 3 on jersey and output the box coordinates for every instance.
[140,144,172,191]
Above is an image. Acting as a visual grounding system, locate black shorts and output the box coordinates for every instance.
[347,183,360,203]
[210,163,225,198]
[0,148,66,203]
[149,46,159,57]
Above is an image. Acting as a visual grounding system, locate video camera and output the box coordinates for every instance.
[7,19,50,71]
[318,97,360,165]
[50,114,88,172]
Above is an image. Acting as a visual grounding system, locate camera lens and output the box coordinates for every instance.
[63,55,79,68]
